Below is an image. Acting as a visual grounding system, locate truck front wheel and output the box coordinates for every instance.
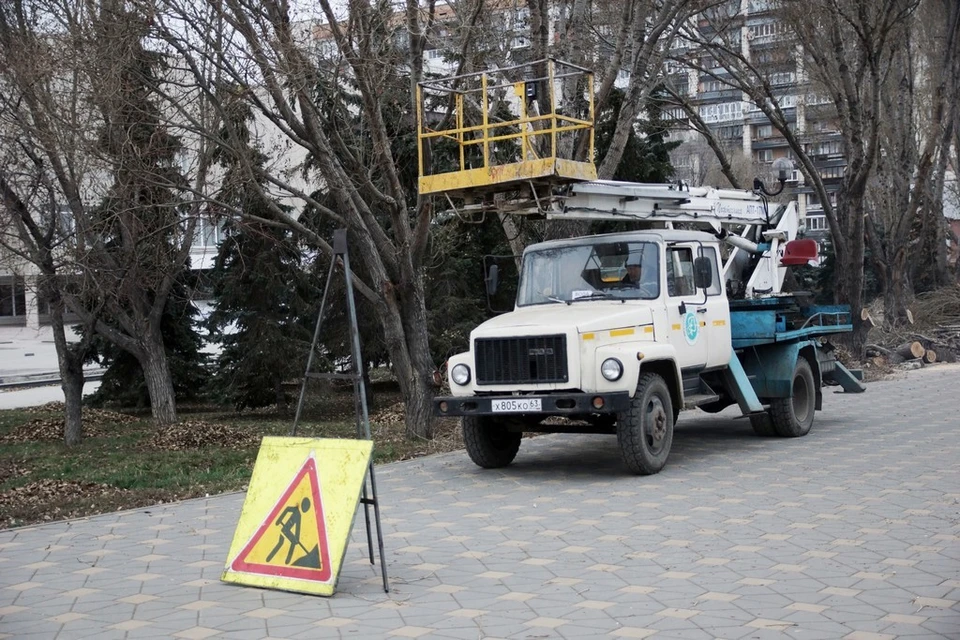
[462,416,522,468]
[769,358,816,437]
[617,372,674,475]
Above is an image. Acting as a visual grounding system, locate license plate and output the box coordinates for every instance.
[491,398,542,413]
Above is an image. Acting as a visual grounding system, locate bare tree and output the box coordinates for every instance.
[662,85,747,189]
[676,0,921,350]
[0,0,209,427]
[864,0,960,323]
[149,0,462,438]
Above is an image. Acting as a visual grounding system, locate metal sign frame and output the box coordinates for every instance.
[291,228,389,593]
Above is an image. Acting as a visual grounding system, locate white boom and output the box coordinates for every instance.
[530,180,803,298]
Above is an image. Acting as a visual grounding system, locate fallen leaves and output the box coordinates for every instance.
[143,421,261,451]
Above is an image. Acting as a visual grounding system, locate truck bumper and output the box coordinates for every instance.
[433,392,631,417]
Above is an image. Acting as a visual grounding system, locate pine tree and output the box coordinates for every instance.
[78,3,206,419]
[205,87,315,412]
[84,276,208,409]
[206,220,314,411]
[594,87,680,183]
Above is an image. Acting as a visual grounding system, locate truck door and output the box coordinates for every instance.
[664,244,727,371]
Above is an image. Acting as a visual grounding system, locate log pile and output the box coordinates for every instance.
[863,286,960,371]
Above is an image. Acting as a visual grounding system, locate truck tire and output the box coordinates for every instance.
[617,372,674,475]
[769,358,816,437]
[462,415,522,468]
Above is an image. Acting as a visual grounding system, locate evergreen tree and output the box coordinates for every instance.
[205,88,315,412]
[84,276,208,409]
[78,3,206,419]
[594,87,680,183]
[206,220,314,411]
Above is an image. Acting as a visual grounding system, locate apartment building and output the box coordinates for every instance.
[665,1,843,246]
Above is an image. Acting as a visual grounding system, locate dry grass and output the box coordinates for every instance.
[0,385,470,529]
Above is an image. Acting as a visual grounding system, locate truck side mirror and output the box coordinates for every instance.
[485,264,500,295]
[693,257,713,290]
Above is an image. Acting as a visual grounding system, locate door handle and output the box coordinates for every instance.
[696,307,708,314]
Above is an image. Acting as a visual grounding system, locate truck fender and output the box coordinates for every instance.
[799,343,823,410]
[601,342,681,415]
[445,351,473,396]
[738,340,821,407]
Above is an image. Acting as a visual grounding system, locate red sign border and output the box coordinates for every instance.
[230,456,333,582]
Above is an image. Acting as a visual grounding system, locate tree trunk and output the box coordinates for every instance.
[373,274,437,440]
[882,249,912,327]
[275,377,285,415]
[61,361,85,446]
[834,195,868,355]
[398,277,439,440]
[140,333,177,425]
[45,287,85,446]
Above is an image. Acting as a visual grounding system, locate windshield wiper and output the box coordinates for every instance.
[546,295,570,305]
[570,291,614,303]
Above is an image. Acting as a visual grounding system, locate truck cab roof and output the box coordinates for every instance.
[522,229,717,255]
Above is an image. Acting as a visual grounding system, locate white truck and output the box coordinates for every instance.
[433,181,865,474]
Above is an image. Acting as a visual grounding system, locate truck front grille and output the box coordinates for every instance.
[474,335,568,385]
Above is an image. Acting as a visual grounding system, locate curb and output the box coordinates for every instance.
[0,369,106,390]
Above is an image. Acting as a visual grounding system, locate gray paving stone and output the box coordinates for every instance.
[3,368,960,638]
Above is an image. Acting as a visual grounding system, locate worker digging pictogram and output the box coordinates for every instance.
[229,456,333,583]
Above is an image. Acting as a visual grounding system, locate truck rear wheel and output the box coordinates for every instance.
[769,358,816,437]
[617,372,674,475]
[462,415,522,468]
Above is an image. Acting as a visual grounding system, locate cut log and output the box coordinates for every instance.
[861,309,875,328]
[898,358,923,371]
[895,341,925,360]
[865,344,904,364]
[866,344,894,357]
[923,349,937,364]
[937,348,958,363]
[906,308,914,324]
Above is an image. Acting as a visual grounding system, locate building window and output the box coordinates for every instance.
[819,166,845,179]
[0,277,27,319]
[194,216,225,248]
[805,215,828,231]
[809,140,842,156]
[756,149,773,163]
[754,124,773,139]
[719,125,743,139]
[747,21,784,40]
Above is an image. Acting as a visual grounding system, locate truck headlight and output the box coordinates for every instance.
[600,358,623,381]
[450,364,471,385]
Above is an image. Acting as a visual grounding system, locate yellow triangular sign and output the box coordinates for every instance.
[222,437,373,596]
[230,456,332,581]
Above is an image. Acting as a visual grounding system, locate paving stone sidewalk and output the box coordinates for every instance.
[1,366,959,639]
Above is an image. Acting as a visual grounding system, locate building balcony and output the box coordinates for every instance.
[751,138,789,149]
[697,89,742,102]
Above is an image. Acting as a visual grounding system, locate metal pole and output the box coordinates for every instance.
[291,256,338,437]
[337,229,390,593]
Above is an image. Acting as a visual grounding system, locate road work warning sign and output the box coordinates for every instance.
[222,437,373,596]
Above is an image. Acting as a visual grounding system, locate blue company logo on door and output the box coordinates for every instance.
[683,312,700,345]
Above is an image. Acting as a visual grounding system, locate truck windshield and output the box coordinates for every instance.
[517,241,660,306]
